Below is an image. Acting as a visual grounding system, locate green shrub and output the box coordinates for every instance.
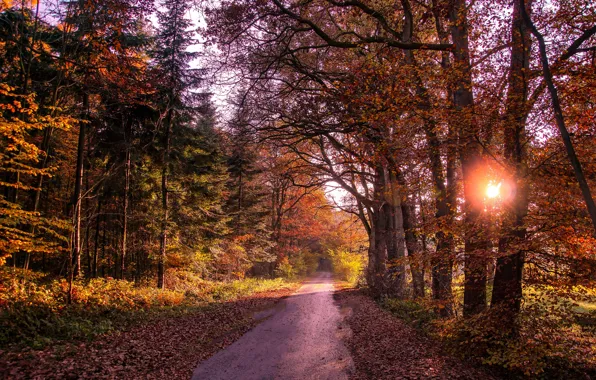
[273,252,320,280]
[328,249,365,284]
[383,298,437,332]
[437,297,595,377]
[377,279,596,377]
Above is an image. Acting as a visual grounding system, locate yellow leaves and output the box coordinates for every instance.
[0,84,72,255]
[0,198,70,255]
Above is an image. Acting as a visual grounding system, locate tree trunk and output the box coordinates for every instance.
[492,0,532,317]
[400,0,455,311]
[101,213,107,278]
[368,166,388,294]
[367,217,377,288]
[385,169,406,297]
[84,147,91,277]
[93,193,102,278]
[448,0,488,317]
[68,92,88,303]
[402,200,425,298]
[158,110,172,289]
[120,118,132,280]
[24,121,52,270]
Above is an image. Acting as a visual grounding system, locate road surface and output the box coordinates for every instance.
[192,272,353,380]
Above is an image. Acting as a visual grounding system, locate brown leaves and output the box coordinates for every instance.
[335,289,494,380]
[0,287,295,379]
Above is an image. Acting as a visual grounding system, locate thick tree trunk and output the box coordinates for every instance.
[367,219,377,287]
[492,0,532,316]
[372,208,388,293]
[448,0,488,317]
[368,166,389,294]
[385,170,406,297]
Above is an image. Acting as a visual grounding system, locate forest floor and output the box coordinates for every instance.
[0,285,298,379]
[1,274,502,380]
[334,288,497,380]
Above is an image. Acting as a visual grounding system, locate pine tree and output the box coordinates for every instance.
[225,116,274,272]
[153,0,208,288]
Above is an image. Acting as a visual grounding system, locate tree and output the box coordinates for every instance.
[224,111,275,273]
[153,0,202,288]
[0,84,72,266]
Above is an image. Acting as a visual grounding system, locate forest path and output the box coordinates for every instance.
[192,272,353,380]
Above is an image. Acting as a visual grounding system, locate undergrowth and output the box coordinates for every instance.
[380,291,596,378]
[0,268,296,349]
[382,298,437,333]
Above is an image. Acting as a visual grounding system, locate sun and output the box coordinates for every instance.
[486,182,501,199]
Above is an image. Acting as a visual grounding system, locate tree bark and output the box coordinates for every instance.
[492,0,532,316]
[368,165,389,294]
[448,0,488,317]
[101,213,107,277]
[120,117,132,280]
[158,110,172,289]
[401,199,425,298]
[398,0,455,310]
[93,193,102,278]
[385,169,406,297]
[68,92,88,303]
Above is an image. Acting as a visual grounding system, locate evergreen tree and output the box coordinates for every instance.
[225,115,274,272]
[167,102,229,275]
[152,0,221,287]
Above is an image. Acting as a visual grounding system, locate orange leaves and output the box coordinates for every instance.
[0,0,11,11]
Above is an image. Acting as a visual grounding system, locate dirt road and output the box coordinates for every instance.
[192,272,353,380]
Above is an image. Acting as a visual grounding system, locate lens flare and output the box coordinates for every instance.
[486,182,501,199]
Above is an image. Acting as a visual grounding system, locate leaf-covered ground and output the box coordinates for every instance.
[0,287,296,379]
[334,289,497,380]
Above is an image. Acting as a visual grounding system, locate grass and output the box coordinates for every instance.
[0,267,298,349]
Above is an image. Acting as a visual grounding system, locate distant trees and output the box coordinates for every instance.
[225,114,275,273]
[205,0,596,320]
[0,0,356,289]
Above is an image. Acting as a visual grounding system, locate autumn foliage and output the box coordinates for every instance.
[1,0,595,377]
